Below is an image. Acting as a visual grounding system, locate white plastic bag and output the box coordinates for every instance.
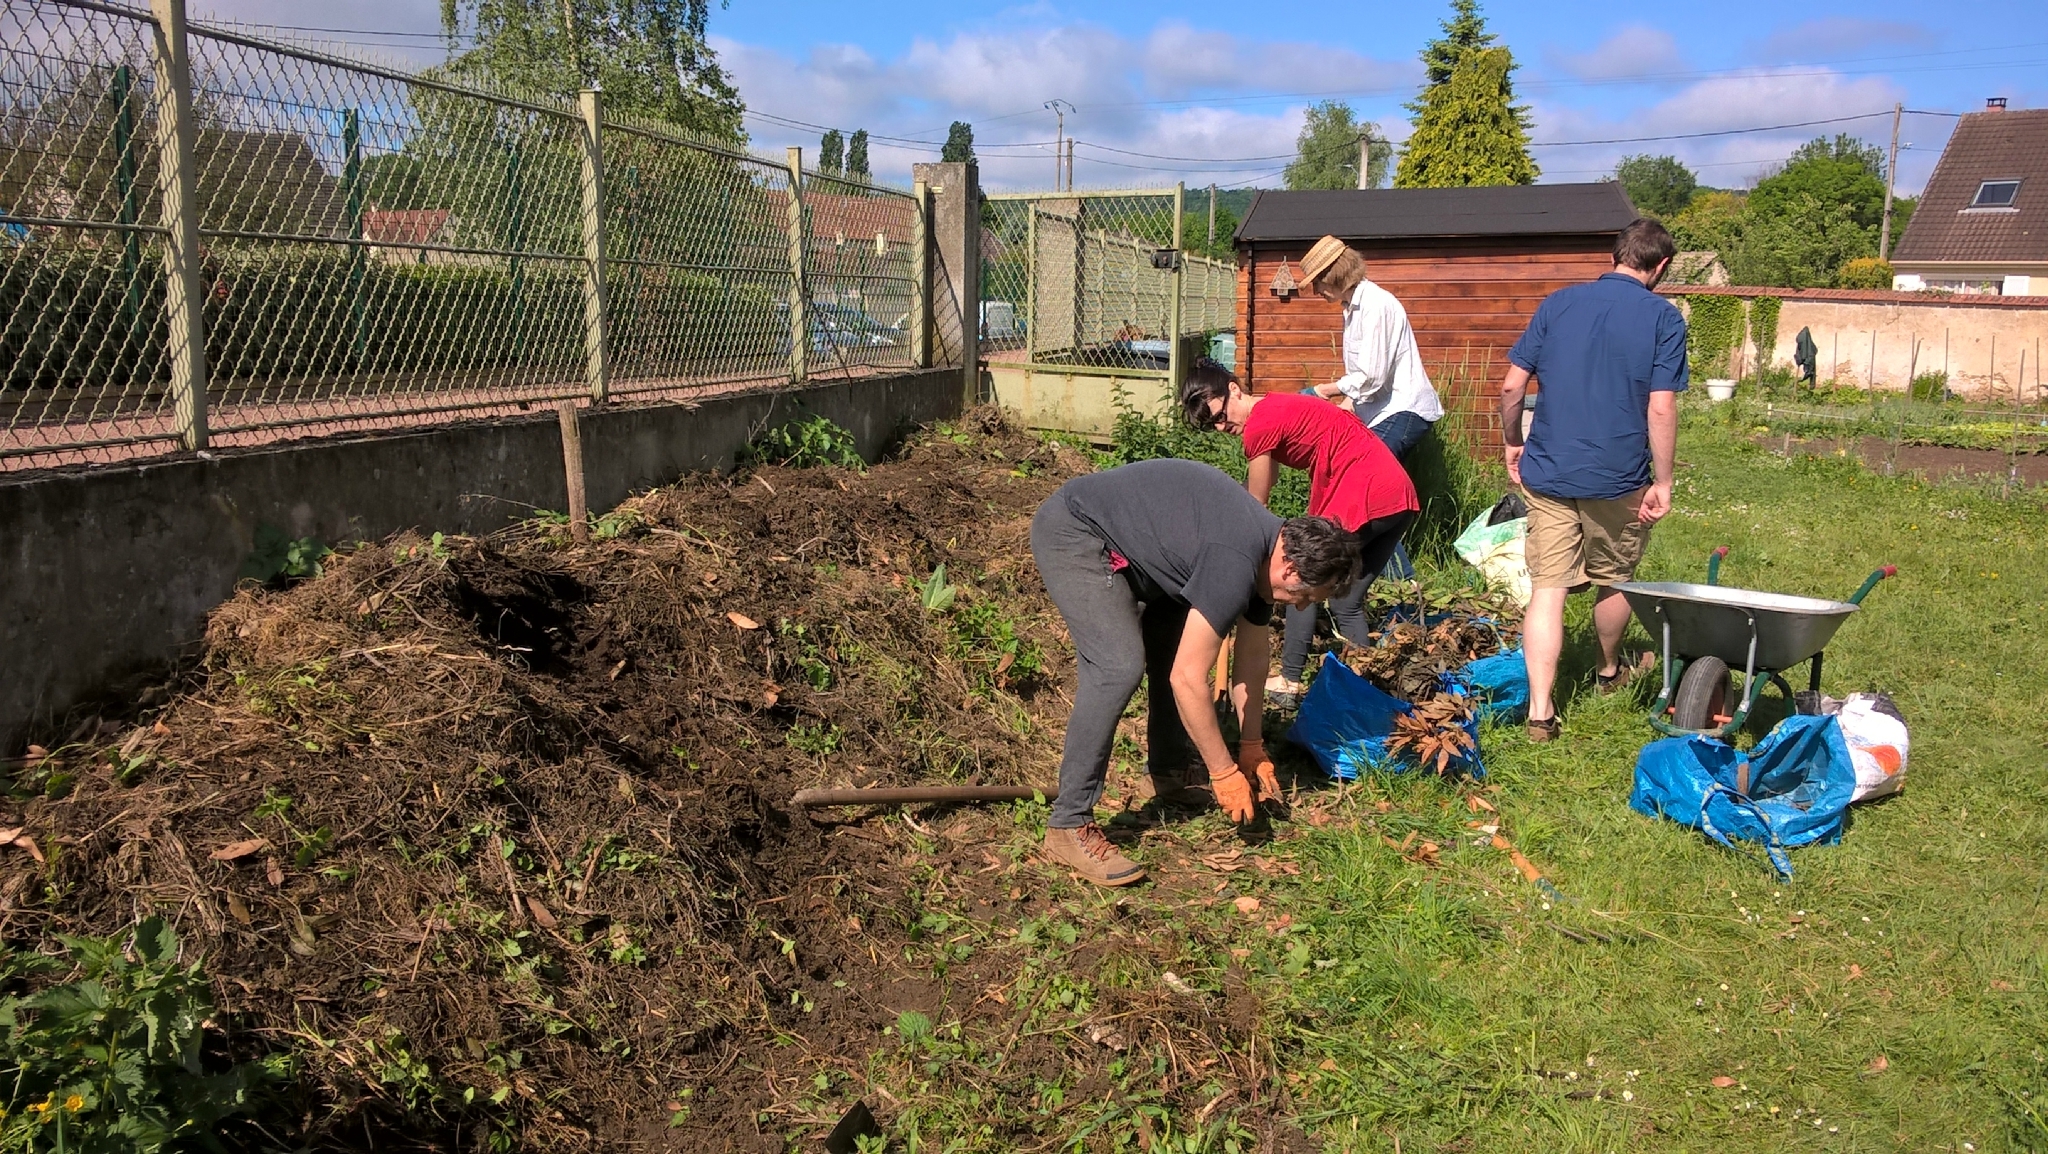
[1834,693,1909,802]
[1453,509,1530,608]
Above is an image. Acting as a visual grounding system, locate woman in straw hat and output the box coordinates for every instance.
[1293,235,1443,586]
[1296,234,1444,465]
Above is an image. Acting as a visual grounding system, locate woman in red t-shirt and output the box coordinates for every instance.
[1182,361,1419,697]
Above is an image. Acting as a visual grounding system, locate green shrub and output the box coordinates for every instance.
[1910,371,1949,402]
[1834,257,1894,290]
[748,413,863,469]
[0,917,284,1152]
[1747,295,1782,368]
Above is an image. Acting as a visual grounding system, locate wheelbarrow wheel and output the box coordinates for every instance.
[1671,656,1731,732]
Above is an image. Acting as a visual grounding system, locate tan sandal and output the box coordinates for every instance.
[1526,716,1561,743]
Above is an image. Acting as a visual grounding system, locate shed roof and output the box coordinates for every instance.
[1233,183,1638,243]
[1892,108,2048,264]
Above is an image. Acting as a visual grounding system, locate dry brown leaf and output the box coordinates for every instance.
[1847,963,1865,980]
[209,837,270,861]
[0,829,45,864]
[1318,1058,1338,1072]
[1466,794,1497,813]
[225,891,252,926]
[608,659,628,681]
[1711,1075,1738,1089]
[727,611,760,630]
[265,858,285,887]
[1864,1055,1888,1075]
[1233,895,1261,915]
[761,681,781,706]
[1200,851,1247,873]
[527,896,559,929]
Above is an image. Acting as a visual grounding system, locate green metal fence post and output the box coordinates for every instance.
[147,0,207,449]
[576,88,611,403]
[342,107,366,368]
[504,140,524,365]
[1168,181,1185,391]
[911,178,930,368]
[785,146,808,384]
[1024,207,1037,366]
[110,64,144,368]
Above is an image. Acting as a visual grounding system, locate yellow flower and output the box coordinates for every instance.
[26,1095,52,1116]
[63,1095,83,1113]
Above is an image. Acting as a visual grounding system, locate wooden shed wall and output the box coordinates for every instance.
[1235,235,1614,446]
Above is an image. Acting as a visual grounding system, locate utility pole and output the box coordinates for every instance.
[1065,137,1075,191]
[1207,183,1217,247]
[1044,99,1072,190]
[1357,131,1371,190]
[1879,102,1902,259]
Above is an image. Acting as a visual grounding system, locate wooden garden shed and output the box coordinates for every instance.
[1233,183,1638,444]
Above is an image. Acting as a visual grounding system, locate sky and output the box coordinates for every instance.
[189,0,2048,196]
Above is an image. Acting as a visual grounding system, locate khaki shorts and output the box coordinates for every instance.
[1522,486,1651,590]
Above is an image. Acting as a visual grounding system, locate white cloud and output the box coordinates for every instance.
[1753,18,1930,63]
[1529,68,1917,189]
[720,21,1413,190]
[1548,25,1685,81]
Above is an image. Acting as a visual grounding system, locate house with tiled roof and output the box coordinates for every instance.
[1891,100,2048,295]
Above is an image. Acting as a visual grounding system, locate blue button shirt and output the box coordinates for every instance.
[1509,272,1689,500]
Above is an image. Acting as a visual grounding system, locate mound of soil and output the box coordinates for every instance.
[4,411,1280,1149]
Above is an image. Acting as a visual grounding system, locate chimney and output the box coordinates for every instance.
[1986,97,2008,110]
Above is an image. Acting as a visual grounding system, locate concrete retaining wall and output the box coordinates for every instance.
[0,370,962,752]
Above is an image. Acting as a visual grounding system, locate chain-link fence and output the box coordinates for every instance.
[0,0,927,469]
[981,188,1234,384]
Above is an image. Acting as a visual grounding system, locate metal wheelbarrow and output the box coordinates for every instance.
[1615,548,1895,739]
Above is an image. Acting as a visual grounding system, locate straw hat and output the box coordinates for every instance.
[1299,235,1354,287]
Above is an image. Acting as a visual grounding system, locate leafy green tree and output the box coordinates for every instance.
[1668,189,1746,256]
[1750,147,1886,232]
[1886,195,1916,256]
[437,0,744,140]
[1788,133,1884,178]
[1395,47,1538,187]
[1834,256,1894,289]
[818,129,844,175]
[941,121,976,165]
[847,129,870,181]
[1283,101,1390,190]
[1184,202,1240,261]
[1613,153,1697,217]
[1727,193,1874,288]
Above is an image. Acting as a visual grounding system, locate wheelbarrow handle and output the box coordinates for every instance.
[1707,546,1730,586]
[1848,564,1897,605]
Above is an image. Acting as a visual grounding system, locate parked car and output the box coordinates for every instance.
[980,300,1023,342]
[775,300,906,357]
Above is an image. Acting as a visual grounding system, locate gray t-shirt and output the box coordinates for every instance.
[1058,458,1280,632]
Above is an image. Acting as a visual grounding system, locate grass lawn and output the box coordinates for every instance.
[845,404,2046,1153]
[1250,404,2048,1150]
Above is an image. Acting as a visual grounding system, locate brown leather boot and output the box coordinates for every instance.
[1042,823,1146,887]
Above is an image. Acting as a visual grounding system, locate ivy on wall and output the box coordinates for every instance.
[1685,295,1746,379]
[1748,296,1782,370]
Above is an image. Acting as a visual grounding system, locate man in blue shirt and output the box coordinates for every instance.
[1498,218,1687,741]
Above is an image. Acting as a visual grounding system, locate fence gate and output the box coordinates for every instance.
[980,186,1235,438]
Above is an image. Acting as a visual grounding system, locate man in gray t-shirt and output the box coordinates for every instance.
[1031,459,1361,886]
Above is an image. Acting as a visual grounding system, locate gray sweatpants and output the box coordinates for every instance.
[1031,497,1195,829]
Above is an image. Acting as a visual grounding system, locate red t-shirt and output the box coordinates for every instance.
[1240,392,1418,530]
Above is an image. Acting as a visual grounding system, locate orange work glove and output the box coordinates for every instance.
[1211,766,1256,823]
[1239,740,1282,803]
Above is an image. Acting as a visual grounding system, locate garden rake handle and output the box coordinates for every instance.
[791,785,1042,807]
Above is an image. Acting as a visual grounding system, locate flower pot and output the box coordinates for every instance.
[1705,379,1736,402]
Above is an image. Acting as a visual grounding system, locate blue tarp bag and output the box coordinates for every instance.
[1287,660,1485,780]
[1449,648,1529,725]
[1629,714,1857,877]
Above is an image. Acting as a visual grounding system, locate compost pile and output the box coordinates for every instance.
[1,411,1300,1150]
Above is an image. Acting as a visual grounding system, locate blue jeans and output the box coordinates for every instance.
[1368,409,1433,460]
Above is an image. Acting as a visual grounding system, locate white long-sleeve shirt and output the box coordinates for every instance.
[1329,277,1443,428]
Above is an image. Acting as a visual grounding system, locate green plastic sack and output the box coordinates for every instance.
[1453,507,1529,607]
